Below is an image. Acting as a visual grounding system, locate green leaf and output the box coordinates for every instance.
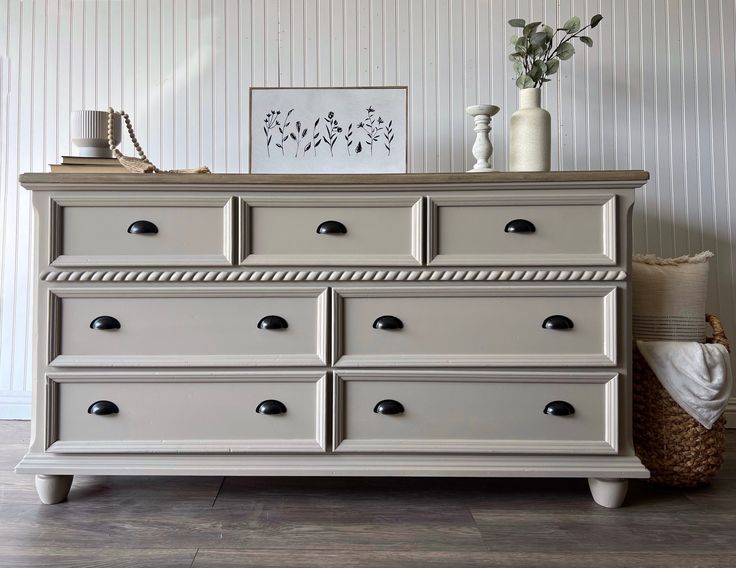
[579,36,593,47]
[557,42,575,60]
[529,64,542,82]
[512,60,524,77]
[590,14,603,28]
[510,35,519,45]
[508,18,526,28]
[542,24,555,39]
[527,45,544,58]
[562,16,581,33]
[546,58,560,75]
[530,31,549,47]
[516,74,536,89]
[529,61,547,82]
[523,21,542,36]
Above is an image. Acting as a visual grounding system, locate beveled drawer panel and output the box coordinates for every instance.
[50,195,235,266]
[239,196,423,265]
[427,193,616,266]
[332,286,617,367]
[333,371,618,454]
[45,372,327,453]
[49,287,328,367]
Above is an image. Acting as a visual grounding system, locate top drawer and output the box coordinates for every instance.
[428,193,617,266]
[50,196,235,267]
[239,196,423,266]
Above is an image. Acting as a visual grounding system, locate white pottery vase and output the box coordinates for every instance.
[509,88,551,172]
[71,110,121,157]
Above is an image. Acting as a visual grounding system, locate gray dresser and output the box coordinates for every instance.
[17,171,650,508]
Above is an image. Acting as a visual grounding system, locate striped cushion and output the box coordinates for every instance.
[632,252,712,342]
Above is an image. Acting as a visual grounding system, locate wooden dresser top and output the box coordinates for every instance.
[20,170,649,191]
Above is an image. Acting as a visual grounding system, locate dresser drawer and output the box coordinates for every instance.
[50,196,235,267]
[239,196,423,265]
[427,194,617,266]
[332,286,617,367]
[49,288,328,367]
[333,371,618,454]
[45,373,327,453]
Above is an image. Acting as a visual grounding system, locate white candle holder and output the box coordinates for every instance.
[466,104,500,172]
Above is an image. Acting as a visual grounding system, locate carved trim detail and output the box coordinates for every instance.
[41,268,627,283]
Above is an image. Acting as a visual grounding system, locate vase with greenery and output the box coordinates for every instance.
[507,14,603,171]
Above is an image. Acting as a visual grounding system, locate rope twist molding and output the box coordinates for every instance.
[41,269,628,283]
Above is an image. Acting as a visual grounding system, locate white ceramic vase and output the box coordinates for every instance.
[71,110,121,158]
[509,88,551,172]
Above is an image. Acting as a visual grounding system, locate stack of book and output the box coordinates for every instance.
[49,155,127,173]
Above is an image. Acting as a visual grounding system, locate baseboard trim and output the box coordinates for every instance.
[0,393,31,420]
[726,398,736,429]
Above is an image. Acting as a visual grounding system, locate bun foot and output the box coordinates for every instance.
[588,477,628,508]
[35,474,74,504]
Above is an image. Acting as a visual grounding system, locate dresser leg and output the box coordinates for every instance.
[35,474,74,504]
[588,477,628,508]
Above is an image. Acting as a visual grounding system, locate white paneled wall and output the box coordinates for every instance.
[1,0,735,420]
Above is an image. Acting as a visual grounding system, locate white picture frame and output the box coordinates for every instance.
[249,87,407,174]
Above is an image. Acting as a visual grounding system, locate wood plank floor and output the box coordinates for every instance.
[2,420,735,567]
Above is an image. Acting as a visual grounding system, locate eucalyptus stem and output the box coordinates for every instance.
[508,14,603,90]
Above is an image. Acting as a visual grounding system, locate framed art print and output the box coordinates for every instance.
[249,87,407,174]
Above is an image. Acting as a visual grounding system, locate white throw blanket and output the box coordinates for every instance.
[636,340,733,429]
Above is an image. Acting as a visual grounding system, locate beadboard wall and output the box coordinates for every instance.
[1,0,734,421]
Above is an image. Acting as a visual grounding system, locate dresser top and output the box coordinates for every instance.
[20,170,649,191]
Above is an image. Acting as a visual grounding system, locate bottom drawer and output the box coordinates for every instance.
[333,371,618,454]
[46,373,327,453]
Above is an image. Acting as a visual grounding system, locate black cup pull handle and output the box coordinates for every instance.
[87,400,119,416]
[257,315,288,330]
[127,220,159,234]
[316,220,347,235]
[542,315,574,330]
[504,219,536,233]
[544,401,576,417]
[372,315,404,330]
[373,399,405,415]
[90,316,121,330]
[256,399,287,415]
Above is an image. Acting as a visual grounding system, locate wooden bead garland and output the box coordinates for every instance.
[107,107,210,174]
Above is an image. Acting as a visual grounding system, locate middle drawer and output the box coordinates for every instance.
[239,195,423,266]
[332,285,617,367]
[49,287,328,367]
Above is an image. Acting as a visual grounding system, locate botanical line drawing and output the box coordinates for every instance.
[303,118,321,156]
[357,106,383,155]
[383,119,394,156]
[322,111,342,157]
[274,108,294,155]
[263,110,280,157]
[262,107,394,159]
[290,120,308,157]
[345,123,354,156]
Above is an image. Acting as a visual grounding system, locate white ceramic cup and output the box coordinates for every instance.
[70,110,121,158]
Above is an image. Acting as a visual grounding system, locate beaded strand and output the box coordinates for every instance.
[107,106,210,174]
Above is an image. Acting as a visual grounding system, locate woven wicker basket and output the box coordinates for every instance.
[633,314,730,488]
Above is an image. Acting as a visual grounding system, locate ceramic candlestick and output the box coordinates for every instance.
[466,104,500,172]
